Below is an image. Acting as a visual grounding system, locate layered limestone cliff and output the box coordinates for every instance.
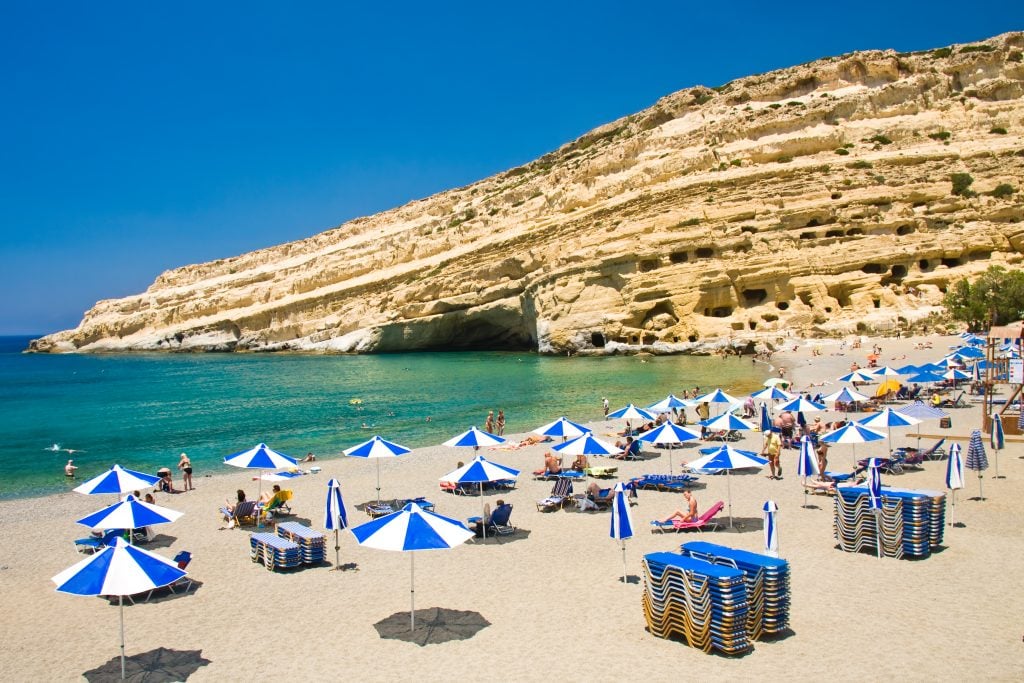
[31,33,1024,354]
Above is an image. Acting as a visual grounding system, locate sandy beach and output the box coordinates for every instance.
[2,333,1023,681]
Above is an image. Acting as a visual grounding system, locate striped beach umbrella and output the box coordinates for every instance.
[76,494,183,534]
[777,396,826,414]
[868,458,884,559]
[324,478,349,570]
[344,435,413,503]
[946,443,964,527]
[762,500,779,558]
[796,436,820,508]
[350,502,474,631]
[52,537,186,679]
[990,413,1005,479]
[552,433,619,457]
[439,455,519,539]
[898,401,948,450]
[859,407,921,454]
[838,369,876,384]
[820,422,886,468]
[609,482,635,583]
[906,371,946,385]
[73,464,161,496]
[224,443,299,513]
[533,416,591,441]
[1018,400,1024,431]
[442,426,506,451]
[687,446,767,528]
[868,366,902,377]
[636,422,701,474]
[696,388,741,405]
[647,394,692,413]
[700,412,755,434]
[607,404,656,422]
[965,429,989,500]
[749,386,793,402]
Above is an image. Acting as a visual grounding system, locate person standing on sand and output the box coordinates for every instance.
[485,411,495,434]
[762,429,782,480]
[496,409,505,436]
[178,452,194,491]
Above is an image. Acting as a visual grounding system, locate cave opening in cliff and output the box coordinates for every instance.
[638,259,660,272]
[591,332,606,348]
[896,224,915,235]
[941,257,964,268]
[695,247,715,259]
[670,251,688,263]
[891,264,908,278]
[741,289,768,306]
[919,259,931,271]
[861,263,884,274]
[825,229,845,238]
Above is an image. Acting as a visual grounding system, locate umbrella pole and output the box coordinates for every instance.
[119,595,125,680]
[256,472,263,529]
[873,508,882,559]
[480,483,486,539]
[802,476,808,509]
[948,488,955,527]
[994,449,1002,479]
[334,528,340,570]
[668,445,673,475]
[978,473,984,501]
[376,459,382,503]
[410,553,415,632]
[727,469,734,529]
[621,540,628,583]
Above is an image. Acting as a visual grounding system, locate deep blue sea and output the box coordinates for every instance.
[0,336,765,499]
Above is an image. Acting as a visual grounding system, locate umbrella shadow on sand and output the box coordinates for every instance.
[83,647,211,682]
[466,529,531,545]
[716,516,764,532]
[374,607,490,646]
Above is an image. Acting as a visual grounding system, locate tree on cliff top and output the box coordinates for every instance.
[943,266,1024,331]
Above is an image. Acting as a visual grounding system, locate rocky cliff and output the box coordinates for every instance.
[31,32,1024,354]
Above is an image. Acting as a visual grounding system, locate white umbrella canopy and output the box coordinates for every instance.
[763,378,791,389]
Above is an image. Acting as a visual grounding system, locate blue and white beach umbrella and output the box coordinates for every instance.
[778,396,826,414]
[609,482,635,583]
[965,429,989,500]
[820,422,886,468]
[838,369,876,384]
[822,386,870,406]
[946,443,964,527]
[442,426,506,450]
[224,443,299,512]
[439,455,520,538]
[636,422,701,474]
[344,435,413,503]
[750,386,793,402]
[324,478,349,570]
[762,500,779,557]
[858,407,921,454]
[696,388,741,405]
[894,363,920,375]
[52,537,186,679]
[796,436,820,508]
[533,416,591,441]
[990,413,1005,479]
[942,368,971,383]
[607,404,657,422]
[552,433,619,457]
[688,446,767,529]
[76,494,183,533]
[700,412,756,434]
[350,502,474,631]
[647,394,692,413]
[867,458,884,558]
[73,464,161,496]
[759,403,772,434]
[868,365,902,377]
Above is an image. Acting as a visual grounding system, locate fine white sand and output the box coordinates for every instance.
[2,333,1023,681]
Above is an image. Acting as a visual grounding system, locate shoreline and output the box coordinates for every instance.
[4,332,1023,680]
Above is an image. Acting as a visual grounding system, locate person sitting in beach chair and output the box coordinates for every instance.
[261,486,293,517]
[612,436,641,460]
[470,500,514,537]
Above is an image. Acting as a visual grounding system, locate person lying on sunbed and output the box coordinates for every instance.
[661,490,698,523]
[586,482,615,504]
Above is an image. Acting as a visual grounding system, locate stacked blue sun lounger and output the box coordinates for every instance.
[632,474,699,491]
[276,522,326,565]
[834,487,945,558]
[250,532,302,571]
[641,552,752,655]
[679,541,790,639]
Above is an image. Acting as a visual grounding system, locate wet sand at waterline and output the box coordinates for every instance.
[2,333,1022,681]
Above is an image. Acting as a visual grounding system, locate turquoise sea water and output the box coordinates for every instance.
[0,336,765,499]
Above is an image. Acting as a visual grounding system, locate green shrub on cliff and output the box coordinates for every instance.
[950,173,975,197]
[944,266,1024,330]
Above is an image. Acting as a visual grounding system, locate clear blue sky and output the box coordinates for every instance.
[1,2,1019,334]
